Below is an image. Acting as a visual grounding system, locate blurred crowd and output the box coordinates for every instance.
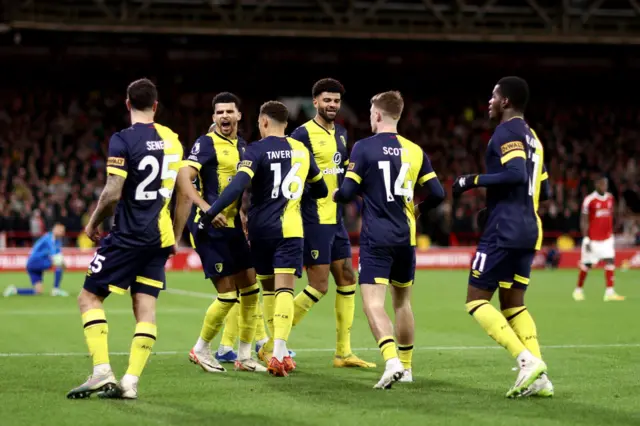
[1,88,638,248]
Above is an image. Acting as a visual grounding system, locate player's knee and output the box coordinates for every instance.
[77,289,100,311]
[33,283,44,295]
[307,267,330,294]
[132,293,157,323]
[214,276,235,293]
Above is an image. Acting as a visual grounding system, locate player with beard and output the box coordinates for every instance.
[173,92,265,373]
[256,78,375,368]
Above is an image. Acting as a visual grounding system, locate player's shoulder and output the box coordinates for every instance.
[583,191,599,205]
[286,136,311,155]
[334,122,347,134]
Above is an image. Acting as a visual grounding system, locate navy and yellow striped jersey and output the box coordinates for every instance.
[290,120,349,225]
[482,118,547,250]
[183,131,247,235]
[105,122,184,248]
[345,133,437,247]
[237,136,323,240]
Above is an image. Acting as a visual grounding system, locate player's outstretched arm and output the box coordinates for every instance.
[205,171,251,221]
[85,173,125,241]
[306,155,328,199]
[173,167,197,241]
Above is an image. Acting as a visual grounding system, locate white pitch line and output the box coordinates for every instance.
[166,288,215,299]
[0,308,202,315]
[1,343,638,358]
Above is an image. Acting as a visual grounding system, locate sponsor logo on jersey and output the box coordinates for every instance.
[500,141,524,154]
[107,157,125,167]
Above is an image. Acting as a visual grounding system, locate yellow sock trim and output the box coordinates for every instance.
[273,288,295,342]
[82,309,110,367]
[293,285,325,327]
[502,306,542,359]
[220,302,239,347]
[200,291,237,343]
[125,322,157,377]
[262,291,275,352]
[239,283,260,343]
[335,284,356,357]
[466,300,525,358]
[253,301,268,342]
[377,336,397,362]
[398,344,413,370]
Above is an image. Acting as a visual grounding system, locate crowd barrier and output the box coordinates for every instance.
[0,247,639,272]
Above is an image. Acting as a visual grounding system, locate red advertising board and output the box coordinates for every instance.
[1,247,639,272]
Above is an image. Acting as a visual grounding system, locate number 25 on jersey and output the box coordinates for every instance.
[135,154,181,201]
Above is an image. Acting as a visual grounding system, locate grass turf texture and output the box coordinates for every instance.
[0,269,639,426]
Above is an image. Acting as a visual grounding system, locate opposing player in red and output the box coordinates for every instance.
[573,176,625,302]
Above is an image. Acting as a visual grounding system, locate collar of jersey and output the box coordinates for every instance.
[212,131,237,144]
[312,119,335,135]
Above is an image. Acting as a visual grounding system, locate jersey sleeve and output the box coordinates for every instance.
[307,153,323,183]
[106,133,129,178]
[237,144,261,179]
[494,129,526,165]
[238,137,248,159]
[345,141,366,184]
[541,164,548,181]
[184,135,214,171]
[417,151,437,186]
[290,126,312,151]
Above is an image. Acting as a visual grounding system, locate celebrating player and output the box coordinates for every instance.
[333,91,445,388]
[202,101,327,377]
[4,223,67,297]
[255,78,373,368]
[452,76,552,398]
[173,92,265,373]
[67,78,184,400]
[573,176,624,301]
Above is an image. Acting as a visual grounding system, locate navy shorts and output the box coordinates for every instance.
[358,243,416,287]
[191,227,252,279]
[303,223,352,266]
[468,241,536,291]
[27,269,44,285]
[83,242,172,299]
[251,237,303,280]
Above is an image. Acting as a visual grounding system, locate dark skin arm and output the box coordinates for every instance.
[580,211,591,252]
[85,174,125,242]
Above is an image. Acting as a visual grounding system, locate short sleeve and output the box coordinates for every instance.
[106,133,129,178]
[307,154,323,183]
[345,141,366,184]
[184,135,215,171]
[290,126,311,151]
[417,151,437,185]
[494,129,526,165]
[237,144,260,179]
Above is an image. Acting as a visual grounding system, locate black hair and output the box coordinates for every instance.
[497,76,529,112]
[126,78,157,111]
[212,92,241,110]
[259,101,288,124]
[312,78,345,98]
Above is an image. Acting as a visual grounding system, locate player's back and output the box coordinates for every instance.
[483,118,544,250]
[106,122,183,248]
[240,135,313,240]
[347,132,427,247]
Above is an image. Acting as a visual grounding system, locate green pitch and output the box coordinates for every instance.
[1,270,639,426]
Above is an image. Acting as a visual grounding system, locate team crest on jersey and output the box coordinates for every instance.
[333,152,342,165]
[311,250,319,260]
[339,135,346,147]
[215,263,223,273]
[191,142,200,155]
[500,141,524,154]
